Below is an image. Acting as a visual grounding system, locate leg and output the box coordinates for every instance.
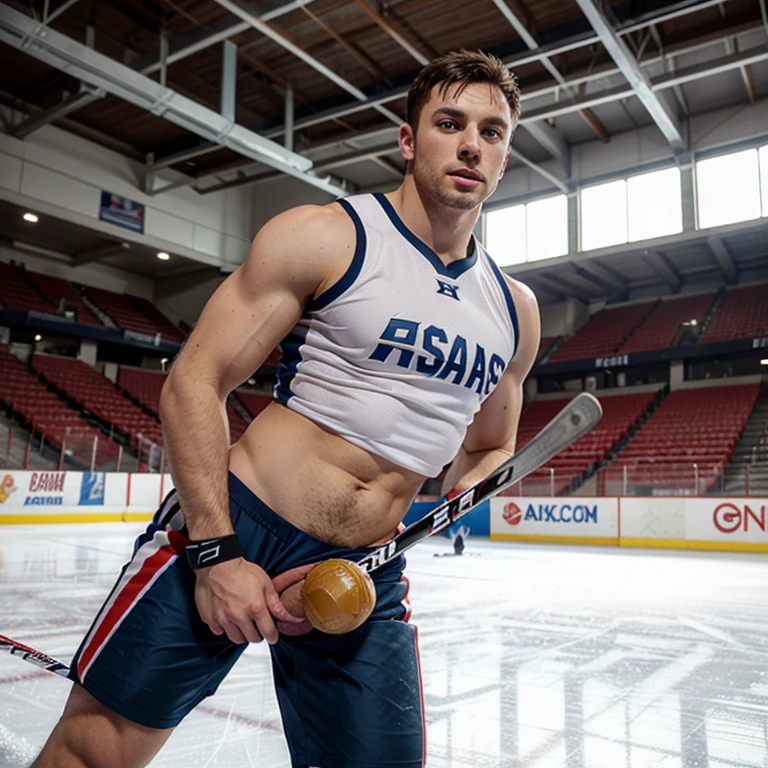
[32,684,172,768]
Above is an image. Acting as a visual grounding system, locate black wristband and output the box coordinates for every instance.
[185,534,243,570]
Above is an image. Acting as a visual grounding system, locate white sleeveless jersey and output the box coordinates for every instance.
[273,193,519,476]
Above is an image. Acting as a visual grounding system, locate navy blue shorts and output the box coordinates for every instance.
[69,473,425,768]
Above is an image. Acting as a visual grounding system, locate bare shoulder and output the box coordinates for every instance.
[241,202,356,296]
[252,202,355,260]
[503,274,540,327]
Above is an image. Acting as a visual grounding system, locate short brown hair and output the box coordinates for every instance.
[406,49,521,138]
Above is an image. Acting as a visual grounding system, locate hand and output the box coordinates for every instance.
[193,558,307,645]
[273,564,317,636]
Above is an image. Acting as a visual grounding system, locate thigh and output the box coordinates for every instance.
[272,620,425,768]
[34,685,173,768]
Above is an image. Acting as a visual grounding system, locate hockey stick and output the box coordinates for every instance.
[2,393,602,674]
[357,392,602,574]
[0,633,69,677]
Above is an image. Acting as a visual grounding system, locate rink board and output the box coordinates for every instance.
[2,471,767,553]
[0,470,172,523]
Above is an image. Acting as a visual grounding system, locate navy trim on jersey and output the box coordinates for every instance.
[274,330,306,404]
[373,192,478,279]
[484,252,520,358]
[307,198,367,311]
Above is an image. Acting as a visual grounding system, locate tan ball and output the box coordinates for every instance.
[301,558,376,634]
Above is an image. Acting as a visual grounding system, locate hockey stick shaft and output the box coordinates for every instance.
[357,392,603,574]
[0,633,70,677]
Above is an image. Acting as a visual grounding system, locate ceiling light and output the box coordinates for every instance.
[157,251,170,260]
[34,334,42,341]
[23,212,39,223]
[762,359,768,366]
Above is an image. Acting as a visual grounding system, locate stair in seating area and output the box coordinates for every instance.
[723,382,768,494]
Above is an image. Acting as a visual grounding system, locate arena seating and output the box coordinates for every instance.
[80,285,183,342]
[119,367,166,414]
[608,383,760,491]
[25,270,102,326]
[235,391,272,419]
[0,262,57,314]
[548,301,657,363]
[700,283,768,343]
[536,336,556,362]
[620,292,716,353]
[511,392,656,493]
[120,366,256,443]
[33,355,163,445]
[0,345,103,450]
[126,295,185,343]
[227,403,250,442]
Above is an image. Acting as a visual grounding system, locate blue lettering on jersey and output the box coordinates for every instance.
[416,325,447,375]
[369,318,506,394]
[436,280,460,301]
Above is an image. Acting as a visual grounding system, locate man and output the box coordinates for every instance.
[33,48,540,768]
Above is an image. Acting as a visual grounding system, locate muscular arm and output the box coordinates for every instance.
[158,203,354,642]
[441,278,540,494]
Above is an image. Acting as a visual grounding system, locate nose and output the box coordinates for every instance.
[458,128,480,161]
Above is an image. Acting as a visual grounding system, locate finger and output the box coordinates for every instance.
[239,621,264,644]
[252,608,280,645]
[266,585,307,624]
[207,621,225,636]
[220,620,247,645]
[272,563,315,594]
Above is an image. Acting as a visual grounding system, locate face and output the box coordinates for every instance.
[400,82,513,211]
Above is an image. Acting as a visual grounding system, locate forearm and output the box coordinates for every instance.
[159,376,233,541]
[441,445,515,496]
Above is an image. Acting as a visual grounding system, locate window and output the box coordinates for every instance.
[628,167,683,242]
[485,204,526,267]
[485,195,567,266]
[760,145,768,217]
[696,148,761,229]
[581,179,627,251]
[526,195,568,262]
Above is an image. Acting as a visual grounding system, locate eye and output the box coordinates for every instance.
[483,128,502,139]
[438,119,458,130]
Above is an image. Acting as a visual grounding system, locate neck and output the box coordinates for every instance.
[385,178,480,264]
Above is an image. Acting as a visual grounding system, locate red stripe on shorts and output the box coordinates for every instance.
[77,543,177,680]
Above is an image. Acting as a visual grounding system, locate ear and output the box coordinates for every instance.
[499,144,511,179]
[399,123,415,162]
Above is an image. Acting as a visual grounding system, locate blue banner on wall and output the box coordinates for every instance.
[79,472,106,506]
[99,191,145,233]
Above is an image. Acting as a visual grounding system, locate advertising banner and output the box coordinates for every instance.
[687,498,768,547]
[99,191,145,233]
[620,497,768,552]
[490,497,619,544]
[0,471,175,523]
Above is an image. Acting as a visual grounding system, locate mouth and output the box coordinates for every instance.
[448,169,484,187]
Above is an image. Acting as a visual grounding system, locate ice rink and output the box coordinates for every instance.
[2,523,768,767]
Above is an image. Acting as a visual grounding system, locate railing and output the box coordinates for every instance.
[596,461,726,496]
[0,425,164,473]
[136,433,166,474]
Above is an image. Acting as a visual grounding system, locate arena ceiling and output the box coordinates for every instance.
[1,0,767,304]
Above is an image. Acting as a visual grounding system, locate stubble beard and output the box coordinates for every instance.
[416,164,486,212]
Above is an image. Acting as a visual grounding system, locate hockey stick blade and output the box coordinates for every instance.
[357,392,602,574]
[0,633,70,677]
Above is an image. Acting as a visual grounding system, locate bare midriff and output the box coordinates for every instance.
[228,402,427,548]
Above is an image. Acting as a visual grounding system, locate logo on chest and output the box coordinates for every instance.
[436,279,460,301]
[368,318,507,395]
